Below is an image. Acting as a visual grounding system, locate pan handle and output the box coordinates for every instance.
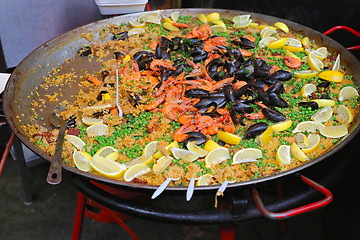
[323,26,360,51]
[252,175,333,220]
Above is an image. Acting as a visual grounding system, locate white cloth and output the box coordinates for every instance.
[0,73,10,94]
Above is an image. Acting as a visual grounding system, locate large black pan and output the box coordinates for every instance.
[4,9,360,192]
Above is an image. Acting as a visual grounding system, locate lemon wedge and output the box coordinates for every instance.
[267,37,287,49]
[276,145,291,166]
[314,47,328,60]
[198,13,207,23]
[234,20,251,29]
[232,14,251,23]
[283,38,303,52]
[212,20,226,29]
[318,70,343,83]
[311,106,333,122]
[232,148,262,165]
[337,105,353,123]
[338,86,359,101]
[196,174,213,186]
[204,140,222,152]
[301,134,321,153]
[274,22,289,33]
[164,17,173,24]
[308,52,324,72]
[320,124,348,138]
[152,156,173,175]
[217,130,241,145]
[129,20,146,28]
[186,142,208,157]
[294,70,318,79]
[332,54,341,71]
[128,28,145,36]
[261,28,277,39]
[170,11,180,22]
[82,117,103,126]
[312,99,336,107]
[163,22,180,31]
[73,150,91,172]
[258,25,277,31]
[143,141,158,160]
[95,146,117,158]
[300,83,317,97]
[138,10,160,22]
[205,147,230,167]
[90,155,126,179]
[292,121,325,133]
[153,141,178,159]
[259,37,276,48]
[124,163,151,182]
[86,124,108,137]
[145,15,161,25]
[171,147,199,162]
[290,143,309,162]
[255,126,273,147]
[206,12,220,23]
[65,135,85,150]
[301,37,310,47]
[294,133,309,149]
[285,50,302,61]
[125,156,154,168]
[271,119,293,132]
[211,25,226,32]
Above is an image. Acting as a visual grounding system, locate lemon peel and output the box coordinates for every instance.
[276,145,291,166]
[124,163,151,182]
[232,148,262,165]
[217,130,241,145]
[205,147,230,167]
[290,143,309,162]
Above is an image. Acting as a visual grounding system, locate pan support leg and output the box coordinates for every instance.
[72,191,86,240]
[13,136,33,204]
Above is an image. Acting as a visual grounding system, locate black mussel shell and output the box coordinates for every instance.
[223,85,236,102]
[299,101,319,110]
[317,80,330,88]
[233,100,254,114]
[97,90,108,101]
[267,70,292,82]
[66,117,77,129]
[193,52,208,63]
[239,37,255,49]
[183,136,207,146]
[100,70,109,81]
[113,31,128,41]
[244,122,268,139]
[78,46,91,57]
[234,85,248,99]
[114,51,125,60]
[266,82,284,94]
[185,88,209,98]
[128,91,141,106]
[268,92,289,108]
[247,79,265,89]
[262,108,286,122]
[256,88,269,105]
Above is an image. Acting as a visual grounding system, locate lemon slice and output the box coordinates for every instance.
[211,25,226,32]
[292,121,325,133]
[232,14,251,23]
[170,11,180,22]
[314,47,328,60]
[285,50,302,61]
[255,126,273,147]
[152,156,173,175]
[143,141,158,160]
[153,141,178,159]
[301,37,310,47]
[308,52,324,72]
[234,20,251,29]
[276,145,291,166]
[232,148,262,165]
[204,140,222,152]
[206,12,220,23]
[125,156,154,168]
[338,86,359,101]
[145,15,161,25]
[312,99,336,107]
[196,174,213,186]
[129,20,146,28]
[300,83,317,97]
[128,28,145,36]
[65,135,85,150]
[212,20,226,29]
[124,163,151,182]
[258,25,277,31]
[320,124,348,138]
[164,17,173,24]
[105,151,120,161]
[294,70,318,79]
[82,117,103,126]
[217,130,241,145]
[197,13,207,23]
[271,119,293,132]
[302,134,321,153]
[311,106,333,122]
[337,105,353,123]
[96,146,117,158]
[186,142,208,157]
[171,147,199,162]
[205,147,230,167]
[86,124,109,137]
[163,22,180,31]
[285,38,302,47]
[332,54,340,71]
[259,37,276,48]
[261,28,277,39]
[90,155,126,179]
[73,150,91,172]
[274,22,289,33]
[138,10,160,22]
[267,37,287,49]
[318,70,343,83]
[294,132,309,149]
[290,143,309,162]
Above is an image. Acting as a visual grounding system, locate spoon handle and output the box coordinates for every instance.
[186,178,196,201]
[46,121,66,184]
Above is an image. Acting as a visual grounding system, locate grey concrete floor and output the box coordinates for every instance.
[1,132,360,240]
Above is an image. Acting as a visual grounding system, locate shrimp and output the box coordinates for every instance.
[244,112,266,120]
[161,103,184,120]
[217,109,236,133]
[213,77,234,90]
[150,59,176,71]
[165,87,183,103]
[143,96,165,111]
[173,123,197,142]
[146,117,160,132]
[85,75,103,86]
[284,56,301,68]
[183,79,214,92]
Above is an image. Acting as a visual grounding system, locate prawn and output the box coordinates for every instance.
[150,59,176,71]
[284,56,301,68]
[143,96,165,111]
[173,123,197,142]
[161,103,185,120]
[85,75,103,86]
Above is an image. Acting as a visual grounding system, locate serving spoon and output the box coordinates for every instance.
[46,104,67,184]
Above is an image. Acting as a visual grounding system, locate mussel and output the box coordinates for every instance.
[233,100,254,113]
[78,46,91,57]
[182,132,208,146]
[114,51,125,60]
[185,88,209,98]
[223,85,236,102]
[266,82,285,95]
[299,101,319,110]
[133,51,156,70]
[268,92,289,108]
[244,122,268,139]
[262,108,286,122]
[267,70,292,82]
[113,31,128,41]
